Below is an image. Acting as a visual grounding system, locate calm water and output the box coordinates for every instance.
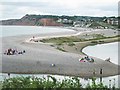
[0,26,74,37]
[0,26,119,88]
[83,42,119,88]
[83,42,119,65]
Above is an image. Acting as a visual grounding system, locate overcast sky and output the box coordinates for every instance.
[0,0,119,20]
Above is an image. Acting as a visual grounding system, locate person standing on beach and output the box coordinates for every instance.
[100,68,102,75]
[100,68,103,83]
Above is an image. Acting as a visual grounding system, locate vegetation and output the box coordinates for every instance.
[40,37,82,44]
[92,34,105,39]
[40,34,120,53]
[89,21,117,29]
[1,76,118,89]
[89,22,104,28]
[67,42,75,46]
[99,22,117,29]
[40,34,120,44]
[86,77,108,89]
[91,41,98,44]
[0,82,2,90]
[1,14,118,29]
[56,47,66,52]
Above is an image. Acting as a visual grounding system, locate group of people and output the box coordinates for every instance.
[4,48,26,55]
[79,56,94,63]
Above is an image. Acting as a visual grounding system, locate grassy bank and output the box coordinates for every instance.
[40,34,120,55]
[0,82,2,90]
[80,37,119,55]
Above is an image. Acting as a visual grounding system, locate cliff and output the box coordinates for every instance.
[0,14,63,26]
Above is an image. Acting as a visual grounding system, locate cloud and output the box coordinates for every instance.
[0,0,119,20]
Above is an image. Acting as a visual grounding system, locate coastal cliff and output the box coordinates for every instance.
[0,14,63,26]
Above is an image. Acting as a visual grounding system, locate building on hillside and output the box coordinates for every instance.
[104,18,118,25]
[57,18,73,24]
[73,20,87,27]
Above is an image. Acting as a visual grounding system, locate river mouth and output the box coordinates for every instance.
[0,26,120,88]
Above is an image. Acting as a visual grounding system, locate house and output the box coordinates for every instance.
[57,18,73,24]
[106,18,118,25]
[73,20,86,27]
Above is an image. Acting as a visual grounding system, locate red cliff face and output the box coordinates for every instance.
[39,18,63,26]
[0,18,63,26]
[0,14,64,26]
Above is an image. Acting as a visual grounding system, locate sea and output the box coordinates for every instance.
[0,26,119,88]
[0,26,74,37]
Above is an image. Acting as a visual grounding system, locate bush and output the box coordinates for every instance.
[86,77,108,89]
[91,41,98,44]
[68,42,75,46]
[2,76,119,89]
[2,76,82,89]
[99,40,105,44]
[56,47,66,52]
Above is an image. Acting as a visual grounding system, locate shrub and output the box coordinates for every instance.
[56,47,66,52]
[91,41,98,44]
[68,42,75,46]
[2,76,119,89]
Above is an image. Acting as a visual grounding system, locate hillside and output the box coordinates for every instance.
[0,14,119,28]
[0,14,63,26]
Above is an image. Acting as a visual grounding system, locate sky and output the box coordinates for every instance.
[0,0,119,20]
